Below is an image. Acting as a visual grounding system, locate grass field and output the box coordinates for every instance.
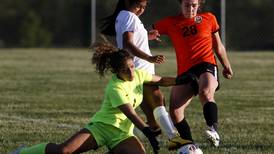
[0,48,273,154]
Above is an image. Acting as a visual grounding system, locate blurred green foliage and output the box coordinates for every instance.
[0,0,273,50]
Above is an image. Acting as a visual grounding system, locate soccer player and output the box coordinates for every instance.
[100,0,191,150]
[11,42,189,154]
[153,0,233,147]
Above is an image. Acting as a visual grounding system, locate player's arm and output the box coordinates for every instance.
[147,75,176,87]
[148,29,161,41]
[118,103,147,129]
[118,103,159,153]
[212,31,233,79]
[123,32,165,64]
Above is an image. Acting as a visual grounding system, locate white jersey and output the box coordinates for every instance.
[115,10,155,74]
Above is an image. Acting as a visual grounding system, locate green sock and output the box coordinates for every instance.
[20,143,48,154]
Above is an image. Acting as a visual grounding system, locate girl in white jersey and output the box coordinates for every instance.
[101,0,192,150]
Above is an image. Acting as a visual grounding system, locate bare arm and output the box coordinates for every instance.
[118,103,159,153]
[118,103,148,130]
[147,75,176,87]
[213,32,233,79]
[123,31,165,64]
[148,29,161,41]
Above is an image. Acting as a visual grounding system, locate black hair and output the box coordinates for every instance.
[100,0,126,36]
[100,0,148,36]
[91,42,133,77]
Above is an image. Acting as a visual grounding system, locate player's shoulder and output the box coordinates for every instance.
[107,75,124,88]
[134,69,145,76]
[134,69,151,79]
[117,10,137,20]
[199,12,216,18]
[158,15,179,23]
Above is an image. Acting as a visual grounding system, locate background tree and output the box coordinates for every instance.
[0,0,273,50]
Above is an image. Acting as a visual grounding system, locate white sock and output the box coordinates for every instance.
[153,106,177,139]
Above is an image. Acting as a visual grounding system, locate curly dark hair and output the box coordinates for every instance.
[91,42,133,77]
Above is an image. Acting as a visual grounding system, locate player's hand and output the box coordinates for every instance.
[223,66,233,79]
[141,127,160,154]
[148,30,161,42]
[148,55,165,64]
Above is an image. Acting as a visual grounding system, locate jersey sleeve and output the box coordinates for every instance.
[109,86,130,108]
[121,12,138,34]
[209,13,220,33]
[136,69,153,83]
[153,17,171,35]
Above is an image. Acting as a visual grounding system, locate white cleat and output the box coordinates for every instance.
[205,128,220,147]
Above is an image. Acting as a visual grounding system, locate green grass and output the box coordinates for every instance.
[0,49,274,154]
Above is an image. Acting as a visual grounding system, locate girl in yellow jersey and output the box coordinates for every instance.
[11,42,188,154]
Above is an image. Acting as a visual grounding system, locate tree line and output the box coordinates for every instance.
[1,0,273,50]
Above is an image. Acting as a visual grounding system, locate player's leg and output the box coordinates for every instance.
[170,84,194,142]
[14,128,98,154]
[140,97,159,130]
[198,72,220,147]
[56,128,98,153]
[143,84,180,139]
[111,136,145,154]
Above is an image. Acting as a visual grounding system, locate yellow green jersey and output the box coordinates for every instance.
[91,69,153,134]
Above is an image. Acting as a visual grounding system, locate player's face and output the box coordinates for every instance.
[181,0,199,18]
[117,58,135,81]
[129,1,147,17]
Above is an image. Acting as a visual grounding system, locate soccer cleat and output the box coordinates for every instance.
[9,145,25,154]
[205,128,220,147]
[168,135,193,150]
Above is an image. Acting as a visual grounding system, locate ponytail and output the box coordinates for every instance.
[100,0,126,36]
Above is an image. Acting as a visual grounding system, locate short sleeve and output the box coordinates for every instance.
[136,69,153,83]
[108,87,130,108]
[209,13,220,33]
[121,12,138,34]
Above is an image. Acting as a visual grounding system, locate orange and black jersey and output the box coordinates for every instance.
[154,12,219,75]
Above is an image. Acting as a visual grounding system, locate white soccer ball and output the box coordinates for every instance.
[177,144,203,154]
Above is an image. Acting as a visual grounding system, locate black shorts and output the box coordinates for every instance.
[177,62,220,95]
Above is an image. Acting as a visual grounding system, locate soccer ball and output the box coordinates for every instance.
[177,144,203,154]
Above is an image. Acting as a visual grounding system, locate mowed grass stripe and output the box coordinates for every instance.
[0,49,273,154]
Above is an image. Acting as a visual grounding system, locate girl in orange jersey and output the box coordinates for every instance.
[153,0,233,147]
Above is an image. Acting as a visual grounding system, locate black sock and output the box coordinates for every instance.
[203,102,218,130]
[175,118,193,141]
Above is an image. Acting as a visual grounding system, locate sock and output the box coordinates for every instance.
[153,106,177,139]
[20,143,48,154]
[203,102,218,130]
[174,118,193,141]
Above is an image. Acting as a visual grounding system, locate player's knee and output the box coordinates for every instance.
[199,89,214,102]
[170,106,186,118]
[61,146,74,154]
[152,90,165,105]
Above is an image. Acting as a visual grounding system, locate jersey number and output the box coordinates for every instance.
[182,25,198,37]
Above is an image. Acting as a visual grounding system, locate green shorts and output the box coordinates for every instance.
[84,122,134,150]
